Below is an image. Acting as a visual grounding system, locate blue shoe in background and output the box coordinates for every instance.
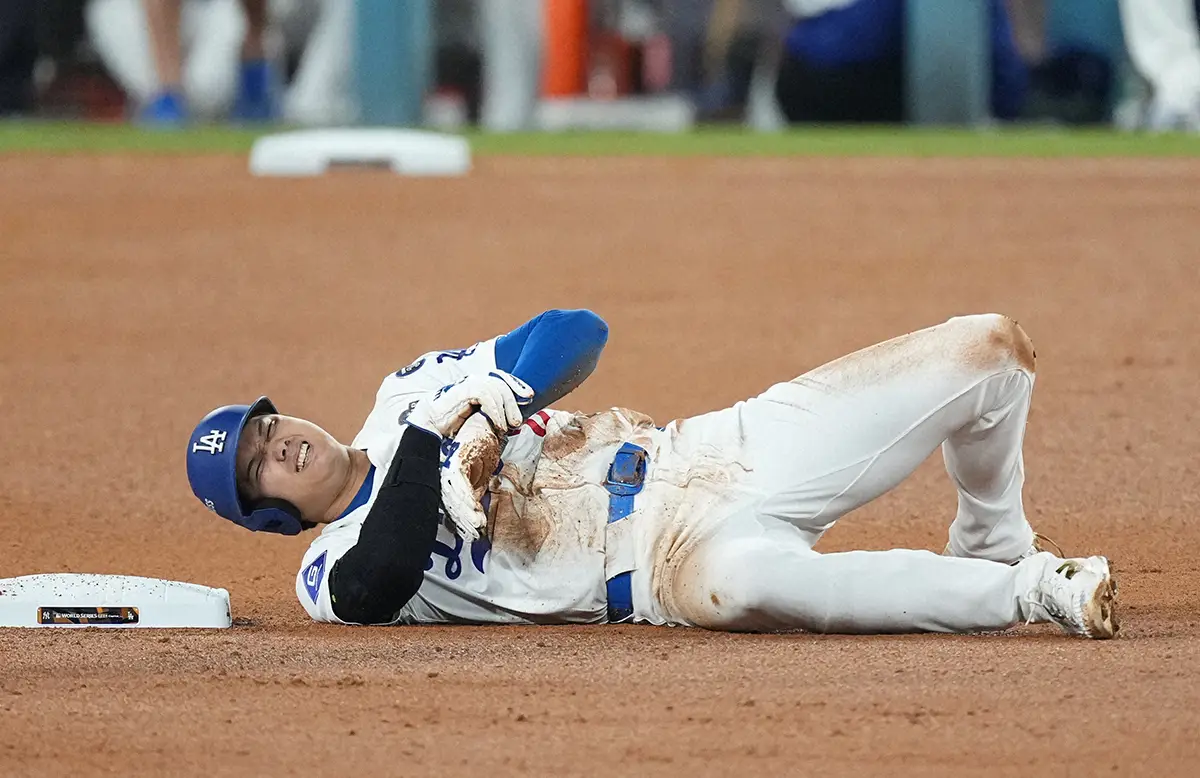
[137,90,187,127]
[229,59,278,123]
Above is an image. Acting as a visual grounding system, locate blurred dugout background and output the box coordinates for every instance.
[1,0,1198,132]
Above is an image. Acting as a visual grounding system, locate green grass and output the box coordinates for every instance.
[3,120,1200,157]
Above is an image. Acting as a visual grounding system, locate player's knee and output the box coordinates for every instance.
[950,313,1036,375]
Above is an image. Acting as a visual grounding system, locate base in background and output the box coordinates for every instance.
[249,129,472,177]
[535,95,695,132]
[0,574,231,629]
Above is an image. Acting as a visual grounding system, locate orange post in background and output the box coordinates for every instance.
[542,0,589,97]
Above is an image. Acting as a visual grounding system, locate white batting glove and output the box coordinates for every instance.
[440,413,502,540]
[406,370,534,438]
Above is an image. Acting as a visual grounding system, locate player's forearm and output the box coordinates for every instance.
[327,427,442,625]
[494,309,609,414]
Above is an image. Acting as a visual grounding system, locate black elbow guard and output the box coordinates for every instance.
[328,426,443,625]
[388,424,442,487]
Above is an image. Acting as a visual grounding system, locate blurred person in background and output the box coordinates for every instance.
[0,0,36,115]
[661,0,786,122]
[1118,0,1200,131]
[83,0,553,129]
[1006,0,1117,126]
[774,0,1028,123]
[84,0,352,126]
[425,0,541,131]
[85,0,271,124]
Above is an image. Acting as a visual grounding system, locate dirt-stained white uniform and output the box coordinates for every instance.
[299,314,1060,634]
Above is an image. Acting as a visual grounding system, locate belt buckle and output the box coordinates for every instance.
[604,443,646,497]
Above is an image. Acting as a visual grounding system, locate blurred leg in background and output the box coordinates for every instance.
[182,0,250,120]
[478,0,542,131]
[743,1,788,130]
[280,0,466,128]
[229,0,275,121]
[86,0,282,125]
[142,0,188,122]
[85,0,160,115]
[86,0,237,123]
[697,0,747,119]
[663,0,709,97]
[662,0,782,123]
[1118,0,1200,130]
[278,0,355,126]
[0,0,37,115]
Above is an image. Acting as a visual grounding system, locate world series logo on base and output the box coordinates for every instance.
[37,607,140,625]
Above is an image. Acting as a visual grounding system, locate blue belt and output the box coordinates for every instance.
[604,442,647,624]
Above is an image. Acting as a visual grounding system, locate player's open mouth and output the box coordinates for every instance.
[296,441,311,473]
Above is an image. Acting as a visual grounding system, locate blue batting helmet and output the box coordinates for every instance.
[185,396,304,535]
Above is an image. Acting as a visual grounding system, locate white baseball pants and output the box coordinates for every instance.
[478,0,543,131]
[1118,0,1200,127]
[658,314,1055,633]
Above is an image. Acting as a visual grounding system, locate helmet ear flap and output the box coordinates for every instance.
[248,499,305,535]
[256,498,300,518]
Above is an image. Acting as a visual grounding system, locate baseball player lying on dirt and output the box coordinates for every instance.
[186,309,1119,638]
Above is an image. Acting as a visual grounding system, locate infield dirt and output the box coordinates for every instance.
[2,154,1199,777]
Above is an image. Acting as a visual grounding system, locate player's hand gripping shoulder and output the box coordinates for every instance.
[440,413,502,540]
[407,370,534,439]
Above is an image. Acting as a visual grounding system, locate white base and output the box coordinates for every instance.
[249,128,472,177]
[0,574,232,628]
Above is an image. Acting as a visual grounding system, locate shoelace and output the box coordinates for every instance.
[1023,561,1084,629]
[1032,532,1065,558]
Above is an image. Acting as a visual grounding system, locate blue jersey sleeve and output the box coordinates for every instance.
[493,309,608,415]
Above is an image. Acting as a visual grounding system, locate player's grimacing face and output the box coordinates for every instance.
[235,414,349,521]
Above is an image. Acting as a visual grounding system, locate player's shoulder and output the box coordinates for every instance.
[350,337,502,448]
[382,338,498,388]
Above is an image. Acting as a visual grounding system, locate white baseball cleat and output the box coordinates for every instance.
[1023,553,1119,639]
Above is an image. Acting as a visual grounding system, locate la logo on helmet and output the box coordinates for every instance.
[193,430,228,455]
